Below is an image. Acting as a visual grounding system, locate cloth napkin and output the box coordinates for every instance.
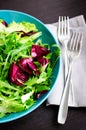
[46,15,86,107]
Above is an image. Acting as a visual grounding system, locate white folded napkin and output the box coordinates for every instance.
[46,15,86,107]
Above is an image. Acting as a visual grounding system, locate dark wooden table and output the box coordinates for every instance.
[0,0,86,130]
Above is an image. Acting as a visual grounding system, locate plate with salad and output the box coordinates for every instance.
[0,10,60,123]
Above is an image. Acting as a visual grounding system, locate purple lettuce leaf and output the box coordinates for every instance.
[1,20,8,27]
[8,62,29,86]
[31,44,50,58]
[19,57,39,75]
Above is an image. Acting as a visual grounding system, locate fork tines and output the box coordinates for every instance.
[58,16,70,35]
[68,32,83,53]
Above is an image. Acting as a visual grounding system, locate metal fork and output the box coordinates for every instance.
[57,32,83,124]
[58,16,70,81]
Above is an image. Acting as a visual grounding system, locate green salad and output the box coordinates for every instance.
[0,19,60,118]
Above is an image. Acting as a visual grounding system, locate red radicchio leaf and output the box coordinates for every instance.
[8,62,29,86]
[19,57,39,75]
[1,20,8,27]
[16,30,37,37]
[37,57,50,71]
[37,57,50,66]
[31,44,50,58]
[35,90,48,99]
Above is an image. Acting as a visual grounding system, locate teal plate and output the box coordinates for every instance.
[0,10,60,123]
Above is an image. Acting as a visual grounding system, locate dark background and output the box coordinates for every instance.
[0,0,86,130]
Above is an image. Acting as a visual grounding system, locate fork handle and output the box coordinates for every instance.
[57,65,72,124]
[64,49,69,81]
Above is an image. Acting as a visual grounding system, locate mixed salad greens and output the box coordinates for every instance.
[0,19,60,118]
